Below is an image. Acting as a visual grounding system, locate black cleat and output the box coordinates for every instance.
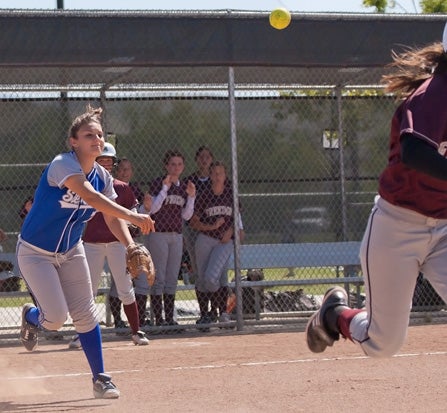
[306,286,348,353]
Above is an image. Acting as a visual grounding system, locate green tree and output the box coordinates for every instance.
[363,0,388,12]
[363,0,447,12]
[420,0,447,12]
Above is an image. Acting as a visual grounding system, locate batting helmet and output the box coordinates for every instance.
[99,142,117,160]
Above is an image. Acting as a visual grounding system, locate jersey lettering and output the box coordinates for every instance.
[205,206,232,217]
[164,194,185,207]
[438,141,447,156]
[60,190,91,209]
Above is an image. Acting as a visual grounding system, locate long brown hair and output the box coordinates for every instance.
[382,42,447,99]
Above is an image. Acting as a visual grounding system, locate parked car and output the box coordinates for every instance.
[291,207,330,231]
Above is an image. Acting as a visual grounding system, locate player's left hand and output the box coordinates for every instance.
[186,180,196,198]
[126,243,156,286]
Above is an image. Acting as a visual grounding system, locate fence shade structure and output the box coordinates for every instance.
[0,10,445,339]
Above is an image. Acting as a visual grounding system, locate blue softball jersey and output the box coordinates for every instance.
[20,151,117,253]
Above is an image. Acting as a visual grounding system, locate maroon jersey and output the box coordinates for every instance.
[379,74,447,218]
[129,181,145,204]
[149,176,188,233]
[83,179,137,243]
[184,173,210,225]
[185,172,211,196]
[194,186,234,240]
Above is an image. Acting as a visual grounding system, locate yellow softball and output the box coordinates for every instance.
[269,8,291,30]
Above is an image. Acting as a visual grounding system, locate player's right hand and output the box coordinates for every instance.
[132,214,155,235]
[214,217,225,230]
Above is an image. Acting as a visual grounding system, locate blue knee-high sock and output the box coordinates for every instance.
[78,324,104,382]
[25,307,40,326]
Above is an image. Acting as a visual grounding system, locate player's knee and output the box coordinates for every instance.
[41,314,68,331]
[119,291,136,305]
[361,336,405,358]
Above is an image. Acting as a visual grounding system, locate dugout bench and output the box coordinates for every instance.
[0,241,363,325]
[225,241,363,319]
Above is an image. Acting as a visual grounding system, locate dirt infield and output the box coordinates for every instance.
[1,325,446,412]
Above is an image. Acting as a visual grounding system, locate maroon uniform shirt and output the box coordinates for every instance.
[149,176,189,233]
[379,74,447,218]
[194,186,234,240]
[83,179,138,243]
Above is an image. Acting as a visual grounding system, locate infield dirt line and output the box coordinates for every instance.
[168,350,447,370]
[3,348,447,381]
[0,369,142,381]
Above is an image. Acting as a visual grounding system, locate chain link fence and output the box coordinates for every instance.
[0,62,444,342]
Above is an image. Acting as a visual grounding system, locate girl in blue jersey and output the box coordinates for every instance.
[17,105,155,399]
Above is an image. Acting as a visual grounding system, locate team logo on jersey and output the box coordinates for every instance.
[206,206,232,217]
[59,190,92,209]
[164,194,185,207]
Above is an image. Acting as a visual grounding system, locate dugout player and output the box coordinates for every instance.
[17,105,154,399]
[114,157,152,327]
[190,160,244,327]
[140,149,196,331]
[183,146,214,283]
[307,24,447,357]
[68,142,149,349]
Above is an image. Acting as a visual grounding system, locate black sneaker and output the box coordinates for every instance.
[195,314,212,332]
[20,304,39,352]
[306,286,348,353]
[208,310,218,323]
[165,320,182,334]
[140,318,153,328]
[114,320,129,336]
[93,373,120,399]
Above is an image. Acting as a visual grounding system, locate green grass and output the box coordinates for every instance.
[0,265,364,308]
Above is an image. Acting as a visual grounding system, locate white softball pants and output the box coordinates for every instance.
[17,239,99,333]
[142,232,183,295]
[195,233,233,293]
[84,241,135,305]
[351,196,447,357]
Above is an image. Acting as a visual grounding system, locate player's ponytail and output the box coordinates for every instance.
[382,42,445,99]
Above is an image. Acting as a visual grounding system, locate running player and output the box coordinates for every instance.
[306,28,447,357]
[17,105,154,399]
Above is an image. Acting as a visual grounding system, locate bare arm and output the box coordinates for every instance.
[64,174,155,235]
[189,214,225,232]
[103,214,134,247]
